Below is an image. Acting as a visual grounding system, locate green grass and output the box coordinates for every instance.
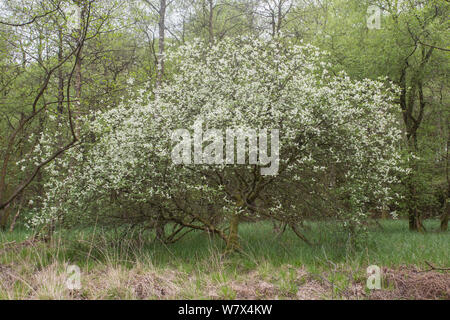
[2,220,448,270]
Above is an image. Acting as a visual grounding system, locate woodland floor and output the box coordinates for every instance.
[0,220,449,300]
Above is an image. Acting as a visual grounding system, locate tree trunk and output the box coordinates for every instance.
[73,0,85,134]
[57,28,64,116]
[398,47,433,232]
[409,208,425,232]
[0,205,11,230]
[9,202,21,232]
[75,30,83,132]
[441,203,449,232]
[442,133,449,232]
[407,152,425,232]
[208,0,214,44]
[157,0,166,87]
[0,117,24,228]
[441,184,449,232]
[225,214,240,253]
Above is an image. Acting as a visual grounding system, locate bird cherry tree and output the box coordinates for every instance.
[29,37,405,251]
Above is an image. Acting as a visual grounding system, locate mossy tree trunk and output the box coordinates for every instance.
[225,214,240,253]
[224,193,246,253]
[441,198,449,232]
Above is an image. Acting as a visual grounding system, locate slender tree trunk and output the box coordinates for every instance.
[208,0,214,44]
[57,29,64,117]
[157,0,166,87]
[225,214,240,252]
[398,47,433,232]
[407,135,425,232]
[276,0,282,35]
[441,135,449,232]
[400,74,424,232]
[441,201,449,232]
[75,39,82,127]
[9,197,23,232]
[73,1,84,134]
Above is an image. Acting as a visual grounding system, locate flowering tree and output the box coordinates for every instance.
[30,37,405,251]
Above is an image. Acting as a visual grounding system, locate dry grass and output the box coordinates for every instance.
[2,259,448,300]
[369,266,450,300]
